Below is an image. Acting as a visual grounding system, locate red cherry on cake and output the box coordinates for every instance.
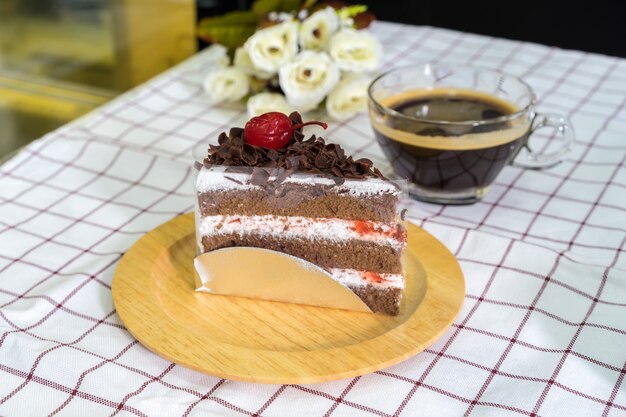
[244,112,328,150]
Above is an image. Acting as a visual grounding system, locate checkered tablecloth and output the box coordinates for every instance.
[1,21,625,417]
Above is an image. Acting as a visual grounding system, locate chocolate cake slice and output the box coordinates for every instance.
[195,112,407,315]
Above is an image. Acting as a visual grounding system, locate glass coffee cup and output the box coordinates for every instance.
[368,64,574,204]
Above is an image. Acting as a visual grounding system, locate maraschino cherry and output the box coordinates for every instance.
[244,112,328,150]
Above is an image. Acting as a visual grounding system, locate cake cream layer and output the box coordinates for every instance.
[196,168,402,222]
[199,215,406,250]
[197,168,400,195]
[199,216,406,274]
[329,268,403,289]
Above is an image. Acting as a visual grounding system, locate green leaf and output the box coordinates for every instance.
[337,4,367,19]
[302,0,318,10]
[197,11,260,52]
[252,0,302,15]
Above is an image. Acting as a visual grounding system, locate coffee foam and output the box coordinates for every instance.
[370,88,531,151]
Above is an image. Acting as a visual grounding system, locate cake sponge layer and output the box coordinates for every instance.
[349,284,402,315]
[329,268,404,315]
[198,188,398,222]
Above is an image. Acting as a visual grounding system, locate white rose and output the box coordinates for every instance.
[339,16,354,28]
[279,51,340,112]
[299,7,339,51]
[326,75,370,121]
[203,67,249,103]
[205,43,230,67]
[244,21,298,74]
[328,29,382,72]
[247,93,293,117]
[234,47,273,80]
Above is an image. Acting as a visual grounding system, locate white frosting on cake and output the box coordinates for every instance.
[196,166,400,196]
[199,215,405,249]
[329,268,404,289]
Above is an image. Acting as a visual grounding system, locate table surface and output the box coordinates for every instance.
[1,21,625,417]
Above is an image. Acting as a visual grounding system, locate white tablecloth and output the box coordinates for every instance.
[1,21,625,417]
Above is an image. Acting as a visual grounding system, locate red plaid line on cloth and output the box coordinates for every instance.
[1,22,625,416]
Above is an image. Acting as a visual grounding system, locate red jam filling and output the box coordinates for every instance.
[363,272,387,284]
[353,221,406,241]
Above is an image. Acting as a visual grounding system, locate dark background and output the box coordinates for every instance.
[197,0,626,58]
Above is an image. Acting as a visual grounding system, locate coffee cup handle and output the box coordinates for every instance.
[512,113,574,169]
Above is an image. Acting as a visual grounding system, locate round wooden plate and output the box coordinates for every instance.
[112,213,464,384]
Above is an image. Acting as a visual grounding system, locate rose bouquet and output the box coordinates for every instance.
[198,1,382,121]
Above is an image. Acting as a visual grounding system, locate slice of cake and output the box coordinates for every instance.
[195,112,407,315]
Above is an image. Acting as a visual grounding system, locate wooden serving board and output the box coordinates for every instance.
[112,213,464,384]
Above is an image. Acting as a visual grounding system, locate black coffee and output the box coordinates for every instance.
[371,89,529,194]
[395,95,510,122]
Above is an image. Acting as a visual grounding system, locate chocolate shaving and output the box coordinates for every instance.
[224,176,243,185]
[241,144,259,165]
[249,168,270,186]
[267,149,279,161]
[315,152,333,169]
[203,112,386,180]
[224,166,249,174]
[229,127,244,139]
[330,166,343,178]
[274,168,294,185]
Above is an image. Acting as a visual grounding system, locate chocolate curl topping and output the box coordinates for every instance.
[203,112,385,180]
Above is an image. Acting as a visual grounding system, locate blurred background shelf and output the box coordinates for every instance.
[1,0,623,162]
[0,0,195,160]
[0,73,112,161]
